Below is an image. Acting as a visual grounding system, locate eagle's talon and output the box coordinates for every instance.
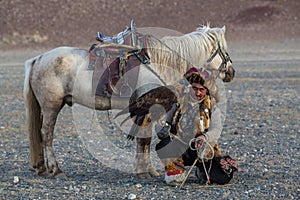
[127,135,135,140]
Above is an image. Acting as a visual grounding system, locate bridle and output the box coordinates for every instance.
[206,42,232,75]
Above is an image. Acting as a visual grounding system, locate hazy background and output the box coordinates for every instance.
[0,0,299,50]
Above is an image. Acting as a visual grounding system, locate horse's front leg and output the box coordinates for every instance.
[142,136,160,177]
[40,111,64,177]
[135,125,160,179]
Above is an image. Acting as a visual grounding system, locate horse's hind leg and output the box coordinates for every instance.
[41,109,63,177]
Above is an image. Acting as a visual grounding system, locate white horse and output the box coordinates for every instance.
[24,25,234,177]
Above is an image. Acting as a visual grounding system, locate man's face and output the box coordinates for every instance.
[191,83,207,101]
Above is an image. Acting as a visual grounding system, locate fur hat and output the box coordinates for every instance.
[184,67,208,86]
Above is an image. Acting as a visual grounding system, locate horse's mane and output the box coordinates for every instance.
[147,25,227,76]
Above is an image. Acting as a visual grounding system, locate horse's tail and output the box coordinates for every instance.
[24,57,43,168]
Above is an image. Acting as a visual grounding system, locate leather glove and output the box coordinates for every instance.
[155,124,171,140]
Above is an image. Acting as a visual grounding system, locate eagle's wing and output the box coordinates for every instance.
[115,85,179,140]
[129,86,178,118]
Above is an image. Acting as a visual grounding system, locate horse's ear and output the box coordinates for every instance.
[221,26,226,34]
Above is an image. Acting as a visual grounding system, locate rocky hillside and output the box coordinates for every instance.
[0,0,299,50]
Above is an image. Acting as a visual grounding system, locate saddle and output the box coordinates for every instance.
[96,20,136,45]
[88,20,150,97]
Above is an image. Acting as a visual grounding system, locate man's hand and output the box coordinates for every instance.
[195,135,206,149]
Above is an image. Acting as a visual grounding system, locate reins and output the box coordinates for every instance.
[151,35,232,81]
[206,42,232,77]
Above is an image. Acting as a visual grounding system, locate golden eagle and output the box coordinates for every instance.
[115,85,183,140]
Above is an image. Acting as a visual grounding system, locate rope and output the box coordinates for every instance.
[188,137,215,160]
[201,157,212,184]
[179,158,198,189]
[188,137,214,184]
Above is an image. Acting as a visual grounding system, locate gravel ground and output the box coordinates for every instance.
[0,40,299,199]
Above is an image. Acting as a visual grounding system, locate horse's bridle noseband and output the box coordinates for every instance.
[207,42,232,74]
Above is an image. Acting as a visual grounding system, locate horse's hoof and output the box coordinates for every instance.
[149,170,160,177]
[30,165,47,176]
[50,168,66,178]
[136,173,153,180]
[54,172,67,180]
[37,167,65,179]
[37,171,48,177]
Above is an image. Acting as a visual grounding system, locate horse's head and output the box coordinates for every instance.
[205,26,235,82]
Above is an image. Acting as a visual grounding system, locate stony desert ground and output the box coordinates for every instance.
[0,0,299,199]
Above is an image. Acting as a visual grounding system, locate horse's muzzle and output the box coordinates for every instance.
[223,66,235,82]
